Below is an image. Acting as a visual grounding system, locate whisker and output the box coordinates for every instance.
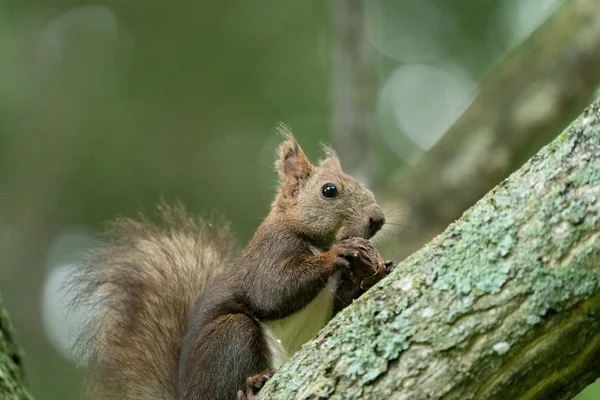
[382,206,406,214]
[383,214,409,221]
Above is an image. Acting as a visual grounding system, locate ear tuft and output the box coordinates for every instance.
[319,143,342,171]
[275,124,312,195]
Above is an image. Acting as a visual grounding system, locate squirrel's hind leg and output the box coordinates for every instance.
[180,313,272,400]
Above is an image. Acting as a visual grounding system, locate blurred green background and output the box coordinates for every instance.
[0,0,598,399]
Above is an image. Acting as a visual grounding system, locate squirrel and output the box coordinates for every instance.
[68,127,393,400]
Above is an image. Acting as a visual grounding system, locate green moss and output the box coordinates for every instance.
[583,125,600,138]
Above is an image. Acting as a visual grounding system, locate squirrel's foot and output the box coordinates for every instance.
[236,370,274,400]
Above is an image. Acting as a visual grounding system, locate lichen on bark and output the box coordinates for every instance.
[258,101,600,399]
[0,293,32,400]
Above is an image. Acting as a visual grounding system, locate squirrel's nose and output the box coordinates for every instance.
[367,206,385,237]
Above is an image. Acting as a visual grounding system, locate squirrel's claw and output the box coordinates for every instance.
[384,260,396,274]
[239,370,274,400]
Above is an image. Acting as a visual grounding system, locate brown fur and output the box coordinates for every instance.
[68,203,235,399]
[70,127,388,400]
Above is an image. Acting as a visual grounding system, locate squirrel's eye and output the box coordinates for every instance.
[320,183,339,199]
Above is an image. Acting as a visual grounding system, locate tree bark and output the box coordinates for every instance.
[384,0,600,261]
[258,99,600,399]
[0,293,32,399]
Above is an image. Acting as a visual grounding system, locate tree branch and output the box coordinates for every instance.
[330,0,378,184]
[0,293,32,399]
[384,0,600,260]
[258,99,600,399]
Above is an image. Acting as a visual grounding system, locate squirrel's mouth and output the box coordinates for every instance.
[338,232,374,243]
[332,223,381,248]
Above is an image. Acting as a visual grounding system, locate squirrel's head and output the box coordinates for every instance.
[273,125,385,250]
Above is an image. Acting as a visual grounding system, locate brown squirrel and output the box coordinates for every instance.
[69,127,393,400]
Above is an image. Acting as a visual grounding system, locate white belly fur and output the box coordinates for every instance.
[262,273,340,368]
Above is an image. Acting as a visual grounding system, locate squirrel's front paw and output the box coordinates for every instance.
[336,237,390,289]
[236,370,274,400]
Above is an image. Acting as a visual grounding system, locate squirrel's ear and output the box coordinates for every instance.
[275,124,312,188]
[319,144,342,172]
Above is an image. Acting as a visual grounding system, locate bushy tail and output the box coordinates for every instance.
[68,203,235,400]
